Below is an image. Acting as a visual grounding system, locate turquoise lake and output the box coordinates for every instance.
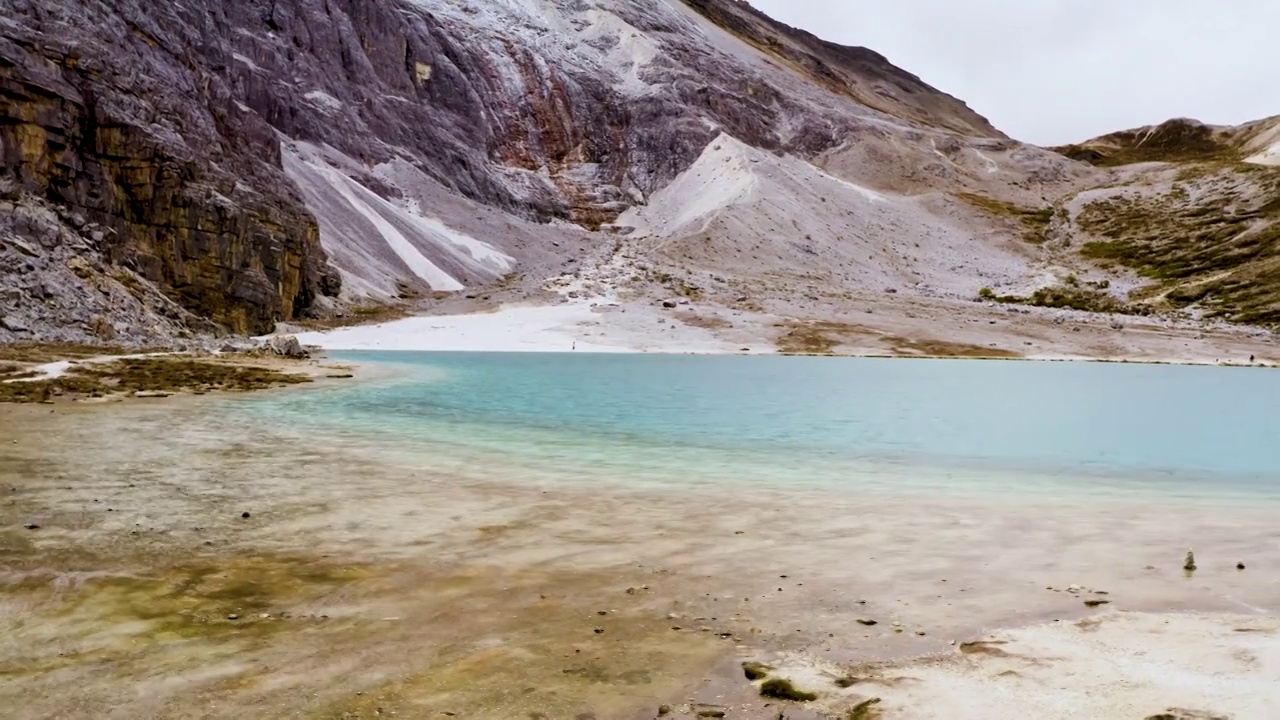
[240,353,1280,503]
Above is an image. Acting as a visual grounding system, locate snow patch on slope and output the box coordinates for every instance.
[282,143,514,298]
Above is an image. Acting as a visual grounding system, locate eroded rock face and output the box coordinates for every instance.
[1,1,341,337]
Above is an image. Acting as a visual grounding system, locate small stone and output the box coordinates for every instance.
[856,618,878,626]
[850,698,883,717]
[759,678,817,702]
[593,627,604,634]
[227,613,239,620]
[597,610,608,615]
[1084,599,1111,608]
[266,334,309,358]
[23,523,40,530]
[1184,550,1197,572]
[625,587,637,595]
[1237,562,1246,570]
[915,630,927,636]
[657,706,672,717]
[241,511,251,519]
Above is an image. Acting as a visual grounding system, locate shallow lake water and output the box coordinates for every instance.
[4,354,1279,718]
[240,352,1280,503]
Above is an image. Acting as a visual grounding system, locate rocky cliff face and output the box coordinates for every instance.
[1,3,343,339]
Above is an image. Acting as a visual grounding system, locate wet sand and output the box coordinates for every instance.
[2,390,1278,719]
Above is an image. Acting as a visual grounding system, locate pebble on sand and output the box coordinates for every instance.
[1184,550,1197,572]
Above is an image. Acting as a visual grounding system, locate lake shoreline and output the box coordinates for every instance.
[3,371,1278,718]
[288,299,1278,368]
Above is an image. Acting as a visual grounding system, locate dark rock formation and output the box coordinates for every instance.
[1,1,342,337]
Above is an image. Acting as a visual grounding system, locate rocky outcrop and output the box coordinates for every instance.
[680,0,1003,139]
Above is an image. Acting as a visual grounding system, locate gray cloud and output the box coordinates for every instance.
[747,0,1279,145]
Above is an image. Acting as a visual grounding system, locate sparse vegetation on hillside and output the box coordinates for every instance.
[956,192,1055,244]
[1075,168,1280,324]
[1051,119,1242,167]
[775,320,1020,358]
[980,286,1146,315]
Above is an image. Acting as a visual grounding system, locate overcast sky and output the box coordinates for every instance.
[747,0,1279,145]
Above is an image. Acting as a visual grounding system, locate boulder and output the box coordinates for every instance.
[267,335,309,358]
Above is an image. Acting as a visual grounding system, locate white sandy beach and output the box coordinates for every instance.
[290,296,1278,367]
[293,301,764,354]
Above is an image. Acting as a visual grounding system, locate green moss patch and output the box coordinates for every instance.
[1051,119,1243,167]
[0,357,311,403]
[760,677,818,701]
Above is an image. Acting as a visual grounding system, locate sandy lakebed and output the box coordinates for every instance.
[2,351,1279,720]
